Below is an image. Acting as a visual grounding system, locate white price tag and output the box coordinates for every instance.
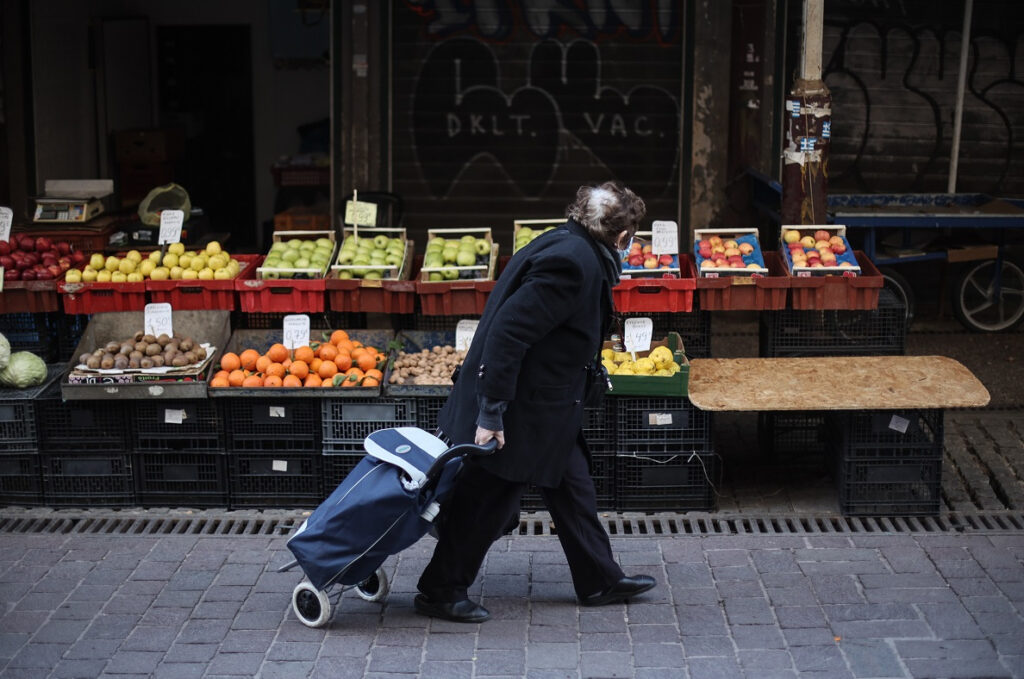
[649,413,674,426]
[144,303,173,339]
[272,460,288,472]
[623,318,653,353]
[344,200,377,227]
[0,267,4,292]
[455,319,479,351]
[269,406,286,418]
[651,220,678,256]
[282,314,310,350]
[0,206,12,242]
[158,209,185,244]
[888,414,910,434]
[163,409,186,424]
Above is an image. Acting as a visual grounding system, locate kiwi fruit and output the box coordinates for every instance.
[171,355,189,367]
[86,356,101,369]
[140,357,154,369]
[78,353,92,365]
[150,355,165,367]
[142,334,157,344]
[157,333,171,346]
[113,356,129,370]
[145,343,162,356]
[128,357,141,369]
[100,356,115,369]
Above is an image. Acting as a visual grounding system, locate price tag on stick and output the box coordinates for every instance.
[651,220,678,256]
[283,314,311,350]
[144,303,174,339]
[344,200,377,228]
[455,319,479,351]
[0,206,12,242]
[158,209,185,245]
[623,317,653,360]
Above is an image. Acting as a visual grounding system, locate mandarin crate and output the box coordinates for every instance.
[132,400,224,452]
[696,251,789,311]
[0,280,61,314]
[134,451,228,508]
[787,251,883,310]
[41,451,135,507]
[615,396,712,455]
[520,453,616,511]
[759,287,906,357]
[0,366,62,453]
[37,390,130,453]
[835,456,942,516]
[0,454,44,506]
[146,254,261,311]
[616,447,720,512]
[0,312,58,361]
[833,409,942,454]
[228,451,322,508]
[219,398,321,453]
[321,398,417,454]
[57,279,148,314]
[382,330,459,398]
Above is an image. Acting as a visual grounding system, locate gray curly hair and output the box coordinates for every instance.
[566,181,646,248]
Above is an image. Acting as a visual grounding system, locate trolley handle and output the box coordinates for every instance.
[424,439,498,488]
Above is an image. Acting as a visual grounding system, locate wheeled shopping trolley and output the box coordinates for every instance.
[278,427,496,627]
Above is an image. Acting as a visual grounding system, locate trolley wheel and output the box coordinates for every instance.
[952,257,1024,332]
[354,567,389,603]
[292,581,332,628]
[878,267,915,328]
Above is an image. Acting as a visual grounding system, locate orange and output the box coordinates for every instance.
[321,377,337,388]
[351,339,364,349]
[227,369,246,387]
[242,374,264,388]
[239,349,260,371]
[350,347,367,360]
[263,374,283,388]
[265,362,286,379]
[334,353,352,372]
[318,361,338,380]
[303,374,322,388]
[361,376,380,387]
[364,368,383,382]
[335,339,354,354]
[329,329,349,345]
[281,357,292,371]
[345,367,364,378]
[318,344,338,362]
[213,369,229,381]
[255,354,272,374]
[210,375,230,388]
[310,358,323,374]
[294,346,314,364]
[340,375,357,388]
[364,345,378,356]
[289,360,310,380]
[267,343,289,363]
[282,374,302,388]
[220,352,241,372]
[356,352,377,372]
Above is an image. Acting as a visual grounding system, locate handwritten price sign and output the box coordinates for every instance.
[455,319,479,351]
[158,210,185,244]
[282,315,311,350]
[144,303,174,339]
[344,200,377,227]
[0,206,12,243]
[623,317,653,353]
[651,221,678,256]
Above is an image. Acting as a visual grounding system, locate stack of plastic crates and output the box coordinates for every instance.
[0,369,63,506]
[320,398,417,495]
[0,313,58,362]
[614,395,718,511]
[219,397,324,508]
[830,409,944,516]
[759,288,907,358]
[35,381,136,507]
[132,400,227,508]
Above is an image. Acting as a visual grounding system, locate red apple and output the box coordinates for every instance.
[643,257,658,269]
[34,237,51,253]
[0,241,9,256]
[18,236,34,252]
[20,268,35,280]
[628,254,644,267]
[56,241,71,255]
[0,255,13,269]
[659,254,674,266]
[4,268,18,281]
[71,250,86,264]
[814,230,831,242]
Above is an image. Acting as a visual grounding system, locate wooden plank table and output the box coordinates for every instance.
[687,356,990,412]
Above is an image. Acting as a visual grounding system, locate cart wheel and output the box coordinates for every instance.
[953,257,1024,332]
[354,567,389,603]
[878,267,915,328]
[292,581,332,628]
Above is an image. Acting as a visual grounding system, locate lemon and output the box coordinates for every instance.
[649,346,673,364]
[614,365,635,376]
[601,359,617,374]
[613,351,631,364]
[635,357,656,374]
[600,348,615,361]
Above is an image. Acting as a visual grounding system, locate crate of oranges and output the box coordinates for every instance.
[208,328,393,397]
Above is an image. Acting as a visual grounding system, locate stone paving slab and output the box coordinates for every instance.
[1,528,1022,678]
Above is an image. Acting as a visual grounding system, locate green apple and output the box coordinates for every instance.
[365,271,382,280]
[286,238,303,249]
[262,270,280,279]
[385,253,402,266]
[456,250,476,266]
[460,235,476,245]
[315,238,333,249]
[442,246,458,263]
[337,270,353,279]
[373,234,389,249]
[388,238,403,249]
[353,254,371,266]
[370,250,387,261]
[518,227,533,240]
[294,257,311,269]
[299,240,316,251]
[424,253,443,268]
[337,250,355,264]
[429,271,443,282]
[89,253,106,269]
[441,267,458,280]
[428,237,445,249]
[474,238,490,255]
[281,249,300,263]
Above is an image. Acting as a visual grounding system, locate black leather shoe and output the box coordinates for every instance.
[414,594,490,623]
[580,575,656,607]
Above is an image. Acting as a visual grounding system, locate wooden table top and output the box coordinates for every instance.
[687,356,990,411]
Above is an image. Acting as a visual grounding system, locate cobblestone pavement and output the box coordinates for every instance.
[1,519,1022,678]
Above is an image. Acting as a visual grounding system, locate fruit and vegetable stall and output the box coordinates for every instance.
[0,219,964,516]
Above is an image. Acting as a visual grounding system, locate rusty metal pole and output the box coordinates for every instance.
[781,0,831,225]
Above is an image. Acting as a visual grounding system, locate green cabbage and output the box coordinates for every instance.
[0,332,9,371]
[0,351,46,389]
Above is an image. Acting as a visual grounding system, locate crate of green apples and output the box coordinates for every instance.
[257,231,336,280]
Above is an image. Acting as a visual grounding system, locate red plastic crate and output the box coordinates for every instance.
[696,251,790,311]
[613,255,697,313]
[57,280,148,314]
[416,279,497,315]
[235,277,327,314]
[326,276,416,314]
[0,280,61,313]
[12,220,119,254]
[788,251,883,310]
[146,254,261,311]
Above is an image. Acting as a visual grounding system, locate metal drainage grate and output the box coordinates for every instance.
[2,510,1023,536]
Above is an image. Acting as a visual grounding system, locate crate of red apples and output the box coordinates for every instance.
[780,225,861,275]
[1,235,87,313]
[693,228,769,277]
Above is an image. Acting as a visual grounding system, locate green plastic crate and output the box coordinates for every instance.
[605,331,689,397]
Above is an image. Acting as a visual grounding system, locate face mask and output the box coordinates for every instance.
[617,237,632,262]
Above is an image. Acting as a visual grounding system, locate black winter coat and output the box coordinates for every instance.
[437,219,617,487]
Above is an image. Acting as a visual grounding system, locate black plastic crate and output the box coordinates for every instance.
[321,398,416,453]
[616,311,711,359]
[760,288,906,357]
[219,398,320,453]
[0,393,40,453]
[37,394,130,452]
[55,314,90,362]
[322,450,365,496]
[227,451,323,508]
[833,409,942,454]
[135,452,228,508]
[230,311,366,331]
[583,401,616,454]
[757,411,831,457]
[836,457,942,516]
[132,400,224,452]
[0,453,44,506]
[616,448,720,512]
[399,314,481,331]
[615,396,711,454]
[0,312,57,362]
[520,453,616,512]
[413,396,447,433]
[41,452,135,507]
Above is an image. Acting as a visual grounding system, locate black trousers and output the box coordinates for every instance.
[417,442,624,602]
